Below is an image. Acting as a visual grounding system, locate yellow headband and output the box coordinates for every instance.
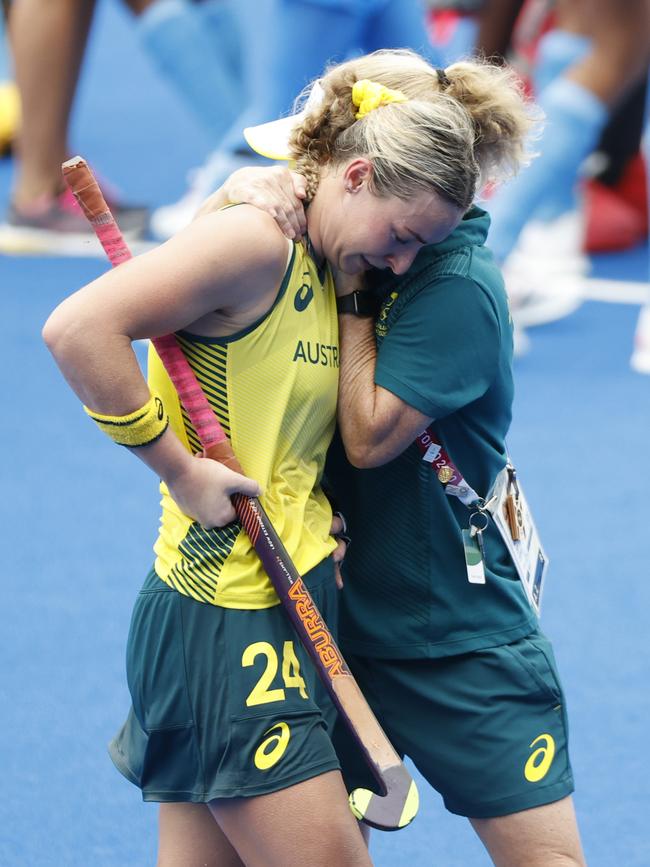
[352,79,408,120]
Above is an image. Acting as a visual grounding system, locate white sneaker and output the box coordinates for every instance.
[630,303,650,374]
[507,210,590,278]
[505,268,585,329]
[502,211,588,329]
[150,150,271,240]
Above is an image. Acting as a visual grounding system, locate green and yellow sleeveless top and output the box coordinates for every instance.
[148,240,339,609]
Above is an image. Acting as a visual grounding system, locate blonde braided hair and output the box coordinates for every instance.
[288,49,539,208]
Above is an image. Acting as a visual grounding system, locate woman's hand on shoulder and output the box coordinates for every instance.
[166,450,262,528]
[198,165,307,240]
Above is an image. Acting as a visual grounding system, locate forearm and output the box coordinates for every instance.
[337,313,384,467]
[127,424,196,487]
[43,308,149,414]
[336,293,433,468]
[474,0,525,59]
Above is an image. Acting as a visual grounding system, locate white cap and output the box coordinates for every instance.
[244,81,326,161]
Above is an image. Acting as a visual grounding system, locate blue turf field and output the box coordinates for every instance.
[1,3,649,864]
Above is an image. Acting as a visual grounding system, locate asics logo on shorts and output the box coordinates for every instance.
[254,722,291,770]
[524,733,556,782]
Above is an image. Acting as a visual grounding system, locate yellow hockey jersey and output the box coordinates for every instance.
[149,239,339,608]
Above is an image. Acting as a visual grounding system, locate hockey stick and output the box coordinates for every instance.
[63,156,418,832]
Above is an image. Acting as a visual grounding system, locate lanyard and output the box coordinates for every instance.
[415,426,547,608]
[414,425,481,508]
[415,425,493,582]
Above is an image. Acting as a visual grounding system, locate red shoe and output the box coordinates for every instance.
[584,176,648,253]
[614,151,648,228]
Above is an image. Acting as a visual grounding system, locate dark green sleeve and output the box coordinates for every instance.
[375,277,502,418]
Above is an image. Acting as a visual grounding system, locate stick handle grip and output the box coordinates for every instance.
[62,157,132,267]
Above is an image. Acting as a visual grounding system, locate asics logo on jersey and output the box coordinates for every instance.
[254,722,291,770]
[294,275,314,311]
[524,733,556,782]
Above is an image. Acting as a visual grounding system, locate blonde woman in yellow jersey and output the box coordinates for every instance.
[42,49,482,867]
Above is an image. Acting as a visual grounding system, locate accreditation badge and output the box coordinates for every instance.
[488,465,548,615]
[461,528,486,584]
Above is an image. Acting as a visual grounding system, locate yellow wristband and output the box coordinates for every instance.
[84,393,169,447]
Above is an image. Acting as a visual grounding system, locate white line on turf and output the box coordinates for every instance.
[580,277,650,305]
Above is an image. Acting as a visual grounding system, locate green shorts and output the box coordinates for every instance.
[334,630,574,818]
[109,559,341,802]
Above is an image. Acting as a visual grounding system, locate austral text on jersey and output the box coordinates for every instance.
[292,340,339,367]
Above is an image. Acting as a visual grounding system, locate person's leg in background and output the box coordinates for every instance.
[488,0,650,263]
[151,0,443,241]
[492,9,594,339]
[123,0,243,143]
[484,0,650,344]
[585,77,648,254]
[473,0,524,60]
[219,0,361,150]
[9,0,95,210]
[1,0,148,253]
[478,1,644,253]
[150,0,365,240]
[198,0,243,89]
